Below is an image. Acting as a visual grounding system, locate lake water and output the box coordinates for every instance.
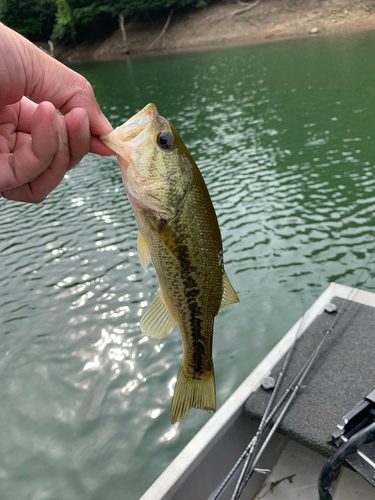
[1,31,375,500]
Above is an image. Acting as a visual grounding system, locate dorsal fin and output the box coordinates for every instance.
[137,230,151,271]
[140,289,176,341]
[220,272,240,309]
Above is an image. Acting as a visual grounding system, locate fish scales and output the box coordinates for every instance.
[134,160,224,377]
[101,104,239,423]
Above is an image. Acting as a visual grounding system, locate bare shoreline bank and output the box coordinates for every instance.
[49,0,375,64]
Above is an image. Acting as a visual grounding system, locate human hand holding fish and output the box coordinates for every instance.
[101,104,239,423]
[0,23,113,203]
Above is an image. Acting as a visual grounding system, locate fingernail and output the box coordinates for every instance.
[57,134,65,151]
[59,117,69,145]
[100,112,113,133]
[51,111,59,135]
[78,115,90,139]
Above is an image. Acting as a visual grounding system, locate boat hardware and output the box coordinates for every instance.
[317,389,375,499]
[318,421,375,500]
[261,376,275,391]
[340,435,375,470]
[253,468,271,475]
[324,302,337,313]
[331,388,375,445]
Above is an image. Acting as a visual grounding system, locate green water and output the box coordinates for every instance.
[1,32,375,500]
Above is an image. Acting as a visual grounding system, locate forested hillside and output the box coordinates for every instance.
[2,1,375,61]
[0,0,210,42]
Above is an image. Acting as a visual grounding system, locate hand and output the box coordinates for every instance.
[0,23,113,203]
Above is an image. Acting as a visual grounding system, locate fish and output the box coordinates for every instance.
[101,104,239,423]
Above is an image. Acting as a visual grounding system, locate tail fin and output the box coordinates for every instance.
[171,361,216,424]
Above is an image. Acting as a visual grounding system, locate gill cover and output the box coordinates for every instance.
[101,103,191,218]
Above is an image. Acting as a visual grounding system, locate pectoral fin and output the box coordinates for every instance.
[137,230,151,271]
[152,220,186,260]
[140,288,176,341]
[220,272,240,309]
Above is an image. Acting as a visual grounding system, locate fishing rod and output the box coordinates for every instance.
[229,296,316,500]
[228,224,343,495]
[233,255,375,499]
[209,293,314,500]
[209,246,375,500]
[209,252,332,500]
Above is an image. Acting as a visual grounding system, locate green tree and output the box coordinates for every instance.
[53,0,212,40]
[1,0,212,43]
[0,0,57,40]
[53,0,116,41]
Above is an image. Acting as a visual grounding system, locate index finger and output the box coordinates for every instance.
[29,59,112,137]
[1,24,112,137]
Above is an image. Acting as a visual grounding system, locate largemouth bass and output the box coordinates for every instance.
[101,104,239,423]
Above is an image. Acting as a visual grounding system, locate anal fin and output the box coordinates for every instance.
[140,288,176,341]
[220,272,240,309]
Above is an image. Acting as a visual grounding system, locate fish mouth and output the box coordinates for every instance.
[100,103,158,155]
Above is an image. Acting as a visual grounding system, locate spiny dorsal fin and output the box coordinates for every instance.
[140,288,176,341]
[137,230,151,271]
[220,272,240,309]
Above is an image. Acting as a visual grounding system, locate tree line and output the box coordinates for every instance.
[0,0,210,43]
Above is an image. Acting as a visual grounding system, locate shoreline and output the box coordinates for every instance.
[49,0,375,64]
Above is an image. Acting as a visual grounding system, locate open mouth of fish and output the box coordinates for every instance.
[100,103,158,160]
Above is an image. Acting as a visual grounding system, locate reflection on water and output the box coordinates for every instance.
[1,31,375,500]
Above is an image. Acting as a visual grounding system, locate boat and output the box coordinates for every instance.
[140,282,375,500]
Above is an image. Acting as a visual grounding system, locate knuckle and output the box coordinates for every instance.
[77,77,94,98]
[84,79,93,93]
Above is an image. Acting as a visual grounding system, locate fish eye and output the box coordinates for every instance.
[156,131,174,151]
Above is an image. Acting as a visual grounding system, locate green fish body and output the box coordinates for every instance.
[101,104,239,422]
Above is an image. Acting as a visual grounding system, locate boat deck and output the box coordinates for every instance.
[245,296,375,459]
